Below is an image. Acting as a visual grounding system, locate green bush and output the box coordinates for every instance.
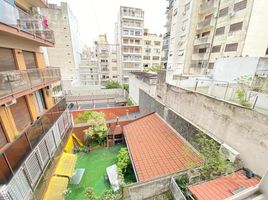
[101,189,121,200]
[105,80,121,89]
[123,84,129,93]
[127,98,134,106]
[236,88,252,108]
[117,147,130,180]
[84,187,99,200]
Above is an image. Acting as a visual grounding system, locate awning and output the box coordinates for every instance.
[43,176,68,200]
[54,152,77,178]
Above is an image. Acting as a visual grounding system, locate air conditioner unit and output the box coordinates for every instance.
[220,143,240,163]
[4,99,16,107]
[228,6,235,17]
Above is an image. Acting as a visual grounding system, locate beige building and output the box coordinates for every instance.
[166,0,268,84]
[116,6,145,82]
[95,35,120,86]
[142,29,163,68]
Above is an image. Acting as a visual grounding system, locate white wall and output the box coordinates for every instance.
[213,57,258,82]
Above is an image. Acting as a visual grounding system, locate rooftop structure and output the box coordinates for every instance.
[189,170,261,200]
[123,113,203,181]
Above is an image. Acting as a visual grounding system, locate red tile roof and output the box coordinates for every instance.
[189,170,261,200]
[123,113,203,182]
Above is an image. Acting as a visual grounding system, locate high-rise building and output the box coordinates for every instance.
[41,2,81,89]
[95,35,120,86]
[116,6,144,83]
[142,29,163,68]
[166,0,268,85]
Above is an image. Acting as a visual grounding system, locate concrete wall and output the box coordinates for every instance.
[143,83,268,176]
[65,88,125,97]
[260,169,268,195]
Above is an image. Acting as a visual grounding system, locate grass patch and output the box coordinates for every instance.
[66,145,124,199]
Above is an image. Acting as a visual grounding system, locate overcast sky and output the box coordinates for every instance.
[49,0,167,46]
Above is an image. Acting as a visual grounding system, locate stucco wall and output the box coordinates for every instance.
[159,84,268,176]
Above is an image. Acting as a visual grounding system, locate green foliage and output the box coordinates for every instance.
[236,88,252,108]
[101,189,122,200]
[74,146,90,153]
[127,98,134,106]
[143,66,161,72]
[84,187,99,200]
[193,132,233,180]
[117,147,130,180]
[76,111,108,146]
[176,175,189,196]
[105,80,121,89]
[123,84,129,93]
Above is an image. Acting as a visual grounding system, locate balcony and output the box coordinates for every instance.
[194,36,211,46]
[0,98,72,199]
[0,68,61,105]
[122,42,142,47]
[122,12,144,20]
[199,0,217,14]
[0,0,55,46]
[197,18,215,30]
[23,0,49,8]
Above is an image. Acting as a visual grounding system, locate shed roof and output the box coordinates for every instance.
[123,113,203,181]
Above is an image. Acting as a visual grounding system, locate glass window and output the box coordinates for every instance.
[225,43,238,52]
[34,90,47,113]
[229,22,243,33]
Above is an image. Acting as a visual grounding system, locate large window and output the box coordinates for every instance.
[212,45,221,53]
[152,56,160,60]
[215,27,225,36]
[33,90,47,113]
[143,56,150,60]
[144,40,151,45]
[219,7,228,17]
[229,22,243,33]
[225,43,238,52]
[234,0,247,12]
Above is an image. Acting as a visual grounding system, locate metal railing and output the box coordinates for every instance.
[0,67,61,99]
[0,98,69,185]
[0,0,55,43]
[197,18,214,29]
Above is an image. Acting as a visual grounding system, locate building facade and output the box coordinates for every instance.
[142,29,163,69]
[41,2,81,88]
[95,35,120,86]
[116,6,145,83]
[166,0,268,85]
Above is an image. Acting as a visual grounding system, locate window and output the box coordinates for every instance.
[145,48,151,53]
[143,56,150,60]
[145,40,151,45]
[33,90,47,113]
[153,48,160,53]
[215,27,225,35]
[178,50,184,56]
[173,8,178,16]
[184,2,190,12]
[266,47,268,55]
[212,45,221,53]
[154,41,161,46]
[219,7,228,17]
[208,63,214,69]
[199,48,207,53]
[112,76,117,78]
[152,56,160,60]
[229,22,243,33]
[234,0,247,12]
[202,31,210,37]
[225,43,238,52]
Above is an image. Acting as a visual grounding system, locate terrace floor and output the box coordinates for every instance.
[66,145,124,199]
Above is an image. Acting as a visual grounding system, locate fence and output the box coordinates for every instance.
[0,107,72,200]
[0,68,61,99]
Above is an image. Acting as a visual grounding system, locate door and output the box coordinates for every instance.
[10,97,32,132]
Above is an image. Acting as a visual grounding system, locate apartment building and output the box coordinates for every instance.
[0,1,72,199]
[162,0,174,68]
[95,35,120,86]
[142,29,163,68]
[166,0,268,84]
[116,6,145,83]
[41,2,81,88]
[79,47,100,88]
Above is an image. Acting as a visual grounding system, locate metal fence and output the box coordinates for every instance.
[0,67,61,99]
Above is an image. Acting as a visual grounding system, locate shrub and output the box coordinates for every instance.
[117,148,130,180]
[127,98,134,106]
[101,189,121,200]
[84,187,99,200]
[236,88,252,108]
[105,80,121,89]
[123,84,129,93]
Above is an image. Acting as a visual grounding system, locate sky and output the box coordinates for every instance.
[49,0,167,46]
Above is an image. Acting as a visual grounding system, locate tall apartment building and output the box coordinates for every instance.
[162,0,174,68]
[142,29,163,68]
[79,47,100,88]
[116,6,144,83]
[95,35,120,86]
[0,1,71,198]
[166,0,268,84]
[41,2,81,89]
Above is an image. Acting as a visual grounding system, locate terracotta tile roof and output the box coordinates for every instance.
[123,113,203,182]
[189,170,261,200]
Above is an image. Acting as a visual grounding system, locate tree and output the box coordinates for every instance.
[143,66,161,72]
[117,147,130,180]
[193,132,233,180]
[76,111,108,146]
[105,80,121,89]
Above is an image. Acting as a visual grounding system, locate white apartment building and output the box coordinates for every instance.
[95,35,120,86]
[41,2,81,88]
[166,0,268,85]
[116,6,145,83]
[142,29,163,68]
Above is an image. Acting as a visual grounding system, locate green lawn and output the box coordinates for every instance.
[66,145,124,200]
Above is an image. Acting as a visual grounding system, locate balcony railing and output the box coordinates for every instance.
[0,0,55,44]
[194,36,211,45]
[0,67,61,99]
[197,18,214,30]
[0,98,70,185]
